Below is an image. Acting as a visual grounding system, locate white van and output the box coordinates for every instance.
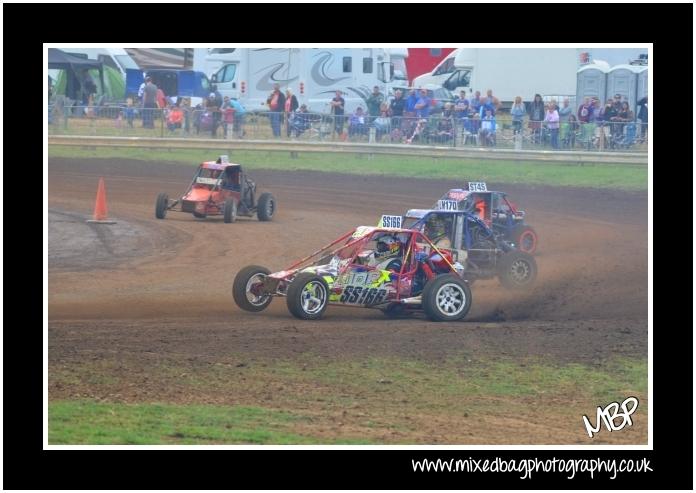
[413,48,579,106]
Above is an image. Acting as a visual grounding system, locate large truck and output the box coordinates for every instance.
[199,48,396,114]
[413,48,580,106]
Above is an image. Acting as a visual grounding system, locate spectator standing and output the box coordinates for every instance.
[558,97,573,123]
[124,97,135,128]
[180,97,191,134]
[528,93,545,144]
[636,96,647,141]
[483,89,501,113]
[141,76,158,129]
[81,70,97,105]
[330,90,346,138]
[405,88,418,116]
[470,90,482,114]
[137,72,147,103]
[414,89,431,119]
[389,89,405,119]
[206,93,221,138]
[544,102,560,149]
[221,96,235,138]
[454,90,470,119]
[156,87,167,109]
[564,115,579,148]
[284,89,299,137]
[366,85,384,118]
[603,97,621,147]
[589,98,602,124]
[266,83,285,137]
[228,98,246,138]
[577,97,593,124]
[510,96,525,135]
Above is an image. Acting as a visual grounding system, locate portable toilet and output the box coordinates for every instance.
[607,64,643,113]
[576,63,608,108]
[636,66,648,103]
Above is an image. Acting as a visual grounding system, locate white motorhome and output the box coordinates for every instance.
[386,48,409,84]
[204,48,395,113]
[413,48,579,106]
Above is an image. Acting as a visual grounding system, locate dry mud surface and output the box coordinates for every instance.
[48,157,648,443]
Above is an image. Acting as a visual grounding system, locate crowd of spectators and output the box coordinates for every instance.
[52,75,648,149]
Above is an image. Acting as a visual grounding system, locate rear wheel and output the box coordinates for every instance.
[286,273,329,320]
[233,265,272,312]
[155,193,168,219]
[257,192,276,221]
[422,274,472,322]
[223,198,237,223]
[510,224,538,254]
[497,251,537,289]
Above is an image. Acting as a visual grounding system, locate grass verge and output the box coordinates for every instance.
[48,146,648,191]
[49,355,647,444]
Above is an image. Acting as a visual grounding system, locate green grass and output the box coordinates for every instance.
[50,355,647,444]
[276,355,647,403]
[49,401,373,445]
[48,146,648,191]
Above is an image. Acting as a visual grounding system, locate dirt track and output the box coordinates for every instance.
[48,157,648,443]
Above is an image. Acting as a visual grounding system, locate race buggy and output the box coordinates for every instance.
[378,190,537,290]
[437,182,538,254]
[233,226,473,321]
[155,155,276,223]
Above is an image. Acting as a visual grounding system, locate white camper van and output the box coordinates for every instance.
[206,48,395,114]
[413,48,579,106]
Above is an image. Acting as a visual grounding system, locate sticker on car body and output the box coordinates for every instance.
[379,215,402,228]
[436,200,458,211]
[468,181,487,191]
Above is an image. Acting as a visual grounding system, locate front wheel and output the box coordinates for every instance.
[510,224,538,254]
[257,192,276,221]
[233,265,272,312]
[422,274,472,322]
[155,192,168,219]
[286,273,329,320]
[497,251,538,289]
[223,198,237,223]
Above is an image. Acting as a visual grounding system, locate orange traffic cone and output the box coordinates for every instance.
[86,177,116,224]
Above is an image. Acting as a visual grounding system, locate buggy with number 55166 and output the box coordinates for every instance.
[233,226,473,322]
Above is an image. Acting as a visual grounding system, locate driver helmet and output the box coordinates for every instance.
[425,215,447,239]
[375,235,402,259]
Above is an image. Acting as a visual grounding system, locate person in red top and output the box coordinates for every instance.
[156,87,167,110]
[266,83,286,137]
[473,195,487,223]
[166,104,183,133]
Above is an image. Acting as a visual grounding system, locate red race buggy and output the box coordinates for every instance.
[233,226,473,321]
[155,155,276,223]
